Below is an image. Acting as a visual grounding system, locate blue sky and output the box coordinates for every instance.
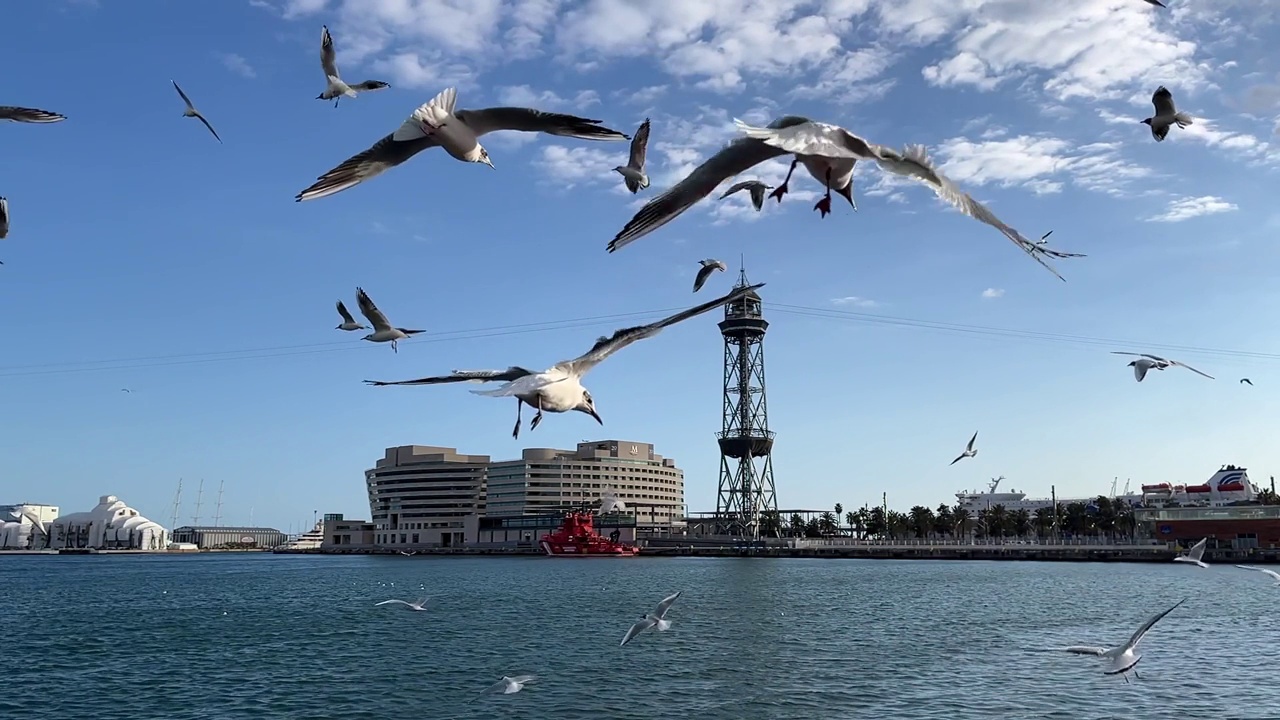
[2,0,1279,533]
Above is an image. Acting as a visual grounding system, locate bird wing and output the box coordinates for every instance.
[320,25,340,78]
[692,264,716,293]
[1152,86,1176,116]
[966,431,978,452]
[336,300,357,324]
[295,132,440,202]
[719,180,759,200]
[607,116,814,252]
[1235,565,1280,580]
[364,366,536,387]
[734,119,878,159]
[1240,378,1252,385]
[1133,363,1149,382]
[1185,537,1207,562]
[948,453,966,466]
[1169,359,1214,379]
[628,118,650,170]
[1062,646,1108,656]
[455,107,630,142]
[355,287,392,331]
[195,113,222,143]
[509,675,536,685]
[0,197,8,239]
[172,80,196,111]
[558,283,764,376]
[1110,351,1153,359]
[872,144,1065,281]
[375,599,410,607]
[1123,598,1185,652]
[653,591,681,619]
[481,678,510,695]
[620,617,657,646]
[0,106,66,123]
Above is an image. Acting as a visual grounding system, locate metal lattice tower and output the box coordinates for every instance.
[714,268,778,539]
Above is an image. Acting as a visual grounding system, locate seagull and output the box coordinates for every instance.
[615,118,650,193]
[692,259,728,293]
[479,675,536,698]
[171,81,222,143]
[1110,352,1214,382]
[949,431,979,466]
[0,106,65,123]
[364,283,763,438]
[1141,87,1193,142]
[374,597,428,611]
[1240,378,1253,386]
[1143,0,1167,8]
[719,180,772,211]
[120,388,133,393]
[318,25,390,107]
[355,287,424,353]
[296,89,629,201]
[1234,565,1280,584]
[731,119,1073,280]
[620,591,682,646]
[1028,230,1087,260]
[1173,537,1209,568]
[0,197,8,239]
[607,116,853,253]
[1062,598,1185,682]
[599,487,627,515]
[399,550,417,557]
[335,300,367,332]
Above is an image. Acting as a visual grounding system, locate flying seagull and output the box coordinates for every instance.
[692,259,727,293]
[1062,598,1185,681]
[731,119,1074,280]
[1173,537,1208,568]
[365,283,763,438]
[478,675,536,698]
[355,287,424,353]
[335,299,367,331]
[1234,565,1280,584]
[599,487,627,515]
[607,116,854,253]
[719,180,772,211]
[0,197,8,239]
[1240,378,1253,386]
[614,118,651,193]
[0,106,66,124]
[398,550,417,557]
[949,431,978,466]
[120,388,133,393]
[1028,230,1087,259]
[1141,87,1193,142]
[374,597,428,611]
[296,89,629,201]
[620,591,682,647]
[171,81,222,143]
[1143,0,1167,8]
[1110,352,1214,382]
[318,25,390,107]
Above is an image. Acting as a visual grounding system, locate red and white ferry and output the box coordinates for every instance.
[539,510,640,557]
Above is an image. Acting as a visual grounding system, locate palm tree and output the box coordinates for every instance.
[886,510,910,540]
[866,507,887,539]
[818,512,838,536]
[854,507,870,539]
[1011,508,1031,539]
[834,503,843,535]
[760,510,783,538]
[789,513,806,538]
[933,504,954,539]
[1032,506,1054,539]
[845,511,857,538]
[1094,496,1117,542]
[908,506,934,539]
[804,517,822,538]
[952,506,972,537]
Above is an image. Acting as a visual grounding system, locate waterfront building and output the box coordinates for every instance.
[45,495,167,550]
[365,445,490,548]
[1136,504,1280,549]
[0,503,59,550]
[171,525,287,549]
[320,513,374,550]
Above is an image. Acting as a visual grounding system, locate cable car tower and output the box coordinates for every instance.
[714,267,778,539]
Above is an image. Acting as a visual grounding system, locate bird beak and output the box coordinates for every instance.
[589,408,603,425]
[482,157,495,170]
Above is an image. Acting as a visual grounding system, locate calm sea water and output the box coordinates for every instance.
[0,553,1273,719]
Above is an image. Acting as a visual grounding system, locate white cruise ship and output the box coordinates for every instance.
[954,476,1142,515]
[954,466,1261,515]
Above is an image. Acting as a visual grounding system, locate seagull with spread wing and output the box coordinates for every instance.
[1141,86,1193,142]
[731,118,1076,280]
[1240,378,1253,386]
[1111,352,1214,382]
[1235,565,1280,584]
[478,675,536,698]
[355,287,423,353]
[692,259,727,293]
[1173,537,1209,568]
[0,106,65,124]
[719,180,772,211]
[949,431,978,466]
[318,25,390,107]
[614,118,651,193]
[620,591,682,647]
[374,597,428,611]
[607,116,854,253]
[171,80,222,143]
[1062,599,1184,682]
[365,283,763,438]
[0,197,8,240]
[334,299,367,332]
[296,88,629,201]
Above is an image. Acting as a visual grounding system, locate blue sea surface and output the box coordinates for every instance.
[0,554,1273,719]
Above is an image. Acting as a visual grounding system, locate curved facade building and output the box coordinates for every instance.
[47,495,168,550]
[365,445,490,548]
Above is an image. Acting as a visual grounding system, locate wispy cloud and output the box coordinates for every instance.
[981,288,1005,299]
[219,53,257,79]
[830,296,880,308]
[1145,195,1240,223]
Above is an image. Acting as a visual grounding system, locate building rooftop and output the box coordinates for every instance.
[172,525,284,532]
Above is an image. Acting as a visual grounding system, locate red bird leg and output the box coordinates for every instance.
[813,166,833,218]
[769,158,799,202]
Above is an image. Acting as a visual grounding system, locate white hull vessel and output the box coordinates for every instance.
[954,466,1260,515]
[954,476,1141,515]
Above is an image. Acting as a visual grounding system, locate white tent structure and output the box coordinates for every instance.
[0,506,49,550]
[47,495,168,550]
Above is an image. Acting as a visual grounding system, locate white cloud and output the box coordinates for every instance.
[933,135,1152,197]
[218,53,256,79]
[1145,196,1240,223]
[532,145,620,188]
[980,287,1005,299]
[831,296,879,308]
[495,85,600,110]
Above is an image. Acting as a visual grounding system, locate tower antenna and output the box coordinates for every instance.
[192,479,204,526]
[212,480,224,527]
[170,478,183,532]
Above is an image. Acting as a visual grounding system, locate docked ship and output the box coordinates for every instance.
[539,510,640,557]
[954,476,1143,514]
[1139,465,1259,507]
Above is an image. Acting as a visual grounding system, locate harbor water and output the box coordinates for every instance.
[1,553,1273,719]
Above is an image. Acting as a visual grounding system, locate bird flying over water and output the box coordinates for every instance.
[364,283,762,439]
[1173,538,1208,568]
[1240,378,1253,386]
[1235,565,1280,584]
[719,180,772,211]
[692,259,727,293]
[296,88,629,201]
[949,432,979,466]
[479,675,536,698]
[335,300,367,332]
[1141,87,1193,142]
[374,597,428,611]
[1062,598,1184,681]
[615,118,650,193]
[318,25,390,107]
[1111,352,1213,382]
[171,81,222,143]
[355,287,423,353]
[620,591,682,646]
[0,106,65,123]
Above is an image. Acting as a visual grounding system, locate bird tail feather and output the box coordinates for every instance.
[1173,112,1193,127]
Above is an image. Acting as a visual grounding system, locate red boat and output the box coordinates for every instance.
[539,511,640,557]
